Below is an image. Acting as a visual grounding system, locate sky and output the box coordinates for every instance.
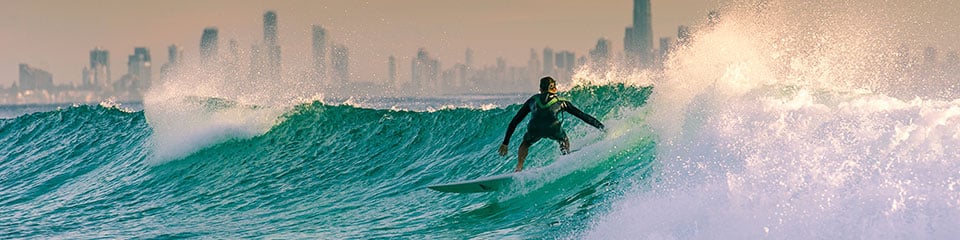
[0,0,725,87]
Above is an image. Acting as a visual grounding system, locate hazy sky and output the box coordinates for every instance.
[0,0,724,86]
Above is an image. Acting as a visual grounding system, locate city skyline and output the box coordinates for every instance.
[4,1,960,95]
[1,0,728,88]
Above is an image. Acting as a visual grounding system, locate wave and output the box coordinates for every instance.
[585,1,960,239]
[0,85,656,238]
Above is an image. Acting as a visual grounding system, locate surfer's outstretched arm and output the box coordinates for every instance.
[562,102,605,130]
[499,102,531,156]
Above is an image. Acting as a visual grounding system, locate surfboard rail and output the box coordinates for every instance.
[427,173,514,193]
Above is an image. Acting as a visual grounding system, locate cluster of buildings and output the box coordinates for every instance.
[8,47,156,105]
[4,0,958,105]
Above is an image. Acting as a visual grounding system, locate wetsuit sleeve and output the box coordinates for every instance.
[562,101,604,130]
[502,98,532,145]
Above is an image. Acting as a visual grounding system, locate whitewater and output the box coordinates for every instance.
[3,0,960,239]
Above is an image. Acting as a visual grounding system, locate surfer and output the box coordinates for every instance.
[498,76,605,172]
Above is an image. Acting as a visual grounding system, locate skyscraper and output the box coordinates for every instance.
[388,55,397,85]
[90,47,110,89]
[168,44,182,65]
[555,51,576,80]
[465,48,474,68]
[128,47,152,91]
[528,49,541,79]
[412,48,439,88]
[543,47,554,76]
[331,44,350,84]
[312,25,327,83]
[264,11,278,46]
[264,11,282,80]
[624,0,653,67]
[677,25,691,45]
[659,37,674,63]
[18,64,53,90]
[226,40,241,81]
[200,27,219,66]
[590,38,611,67]
[161,44,183,79]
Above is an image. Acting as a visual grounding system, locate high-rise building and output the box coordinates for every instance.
[677,25,691,46]
[331,44,350,84]
[388,55,397,85]
[543,47,554,76]
[161,44,183,79]
[264,11,282,80]
[18,64,53,90]
[312,25,327,83]
[590,38,611,67]
[659,37,674,63]
[89,47,110,89]
[624,0,653,67]
[249,43,265,81]
[412,48,440,88]
[168,44,182,64]
[555,51,576,79]
[226,40,241,81]
[528,49,541,78]
[465,48,474,68]
[127,47,152,91]
[264,11,278,46]
[200,27,219,66]
[82,67,91,88]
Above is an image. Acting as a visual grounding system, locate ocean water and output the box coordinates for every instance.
[0,85,653,239]
[5,1,960,239]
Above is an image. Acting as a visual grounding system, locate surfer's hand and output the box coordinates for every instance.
[498,144,508,156]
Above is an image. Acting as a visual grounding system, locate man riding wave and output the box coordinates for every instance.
[498,76,604,172]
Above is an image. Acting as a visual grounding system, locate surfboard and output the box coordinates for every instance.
[427,173,515,193]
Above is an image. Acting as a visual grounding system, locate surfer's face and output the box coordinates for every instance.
[547,82,557,94]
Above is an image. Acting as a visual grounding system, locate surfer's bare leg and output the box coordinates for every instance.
[516,141,532,172]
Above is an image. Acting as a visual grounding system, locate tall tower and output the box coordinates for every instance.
[331,44,350,85]
[226,40,241,81]
[465,48,474,68]
[543,47,554,76]
[200,27,219,66]
[264,11,282,80]
[161,44,183,79]
[624,0,653,67]
[590,38,611,66]
[128,47,152,91]
[528,49,541,79]
[312,25,327,83]
[412,48,439,89]
[388,55,397,86]
[90,47,110,89]
[264,11,278,46]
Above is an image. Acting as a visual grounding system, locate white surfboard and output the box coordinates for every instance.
[427,173,515,193]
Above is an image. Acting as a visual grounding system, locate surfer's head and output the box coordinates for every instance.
[539,76,557,94]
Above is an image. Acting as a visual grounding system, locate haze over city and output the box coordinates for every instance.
[1,0,720,89]
[2,0,959,104]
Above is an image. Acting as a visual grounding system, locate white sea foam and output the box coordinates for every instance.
[586,1,960,238]
[142,62,316,164]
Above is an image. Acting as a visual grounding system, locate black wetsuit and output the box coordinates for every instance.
[502,93,604,154]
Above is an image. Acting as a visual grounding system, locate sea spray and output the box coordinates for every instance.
[586,1,960,239]
[142,68,290,163]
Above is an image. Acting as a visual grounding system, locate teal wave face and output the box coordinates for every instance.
[0,85,656,238]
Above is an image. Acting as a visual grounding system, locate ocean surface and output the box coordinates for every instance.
[0,86,655,239]
[5,1,960,238]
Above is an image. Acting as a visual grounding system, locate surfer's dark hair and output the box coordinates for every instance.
[539,76,556,92]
